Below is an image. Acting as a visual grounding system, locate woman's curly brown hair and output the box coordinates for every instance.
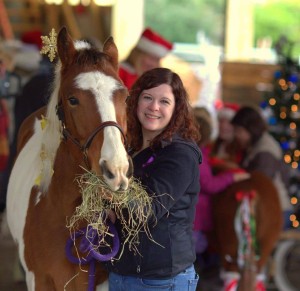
[126,67,200,151]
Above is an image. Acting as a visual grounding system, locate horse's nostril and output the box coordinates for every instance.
[101,160,115,180]
[126,157,133,178]
[119,183,125,191]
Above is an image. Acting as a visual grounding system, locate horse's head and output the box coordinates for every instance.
[55,27,132,191]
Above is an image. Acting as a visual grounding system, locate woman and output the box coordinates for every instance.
[231,106,292,230]
[104,68,201,290]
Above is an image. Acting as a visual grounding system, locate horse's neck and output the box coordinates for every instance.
[50,144,85,216]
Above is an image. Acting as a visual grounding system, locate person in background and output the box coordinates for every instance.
[210,102,242,169]
[231,105,293,230]
[0,97,10,212]
[193,107,250,270]
[0,29,54,213]
[104,67,201,291]
[0,60,13,212]
[119,28,173,89]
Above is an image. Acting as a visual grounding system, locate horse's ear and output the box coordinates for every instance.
[103,37,118,71]
[57,26,76,67]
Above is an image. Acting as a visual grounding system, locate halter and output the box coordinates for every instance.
[56,102,126,168]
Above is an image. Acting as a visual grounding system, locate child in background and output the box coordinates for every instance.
[193,107,250,265]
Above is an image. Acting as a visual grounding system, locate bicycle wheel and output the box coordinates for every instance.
[273,240,300,291]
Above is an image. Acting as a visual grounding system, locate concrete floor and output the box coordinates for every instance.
[0,210,299,291]
[0,212,26,291]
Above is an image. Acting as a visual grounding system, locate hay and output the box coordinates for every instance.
[67,169,155,258]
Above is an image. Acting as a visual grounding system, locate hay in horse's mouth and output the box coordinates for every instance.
[66,169,155,258]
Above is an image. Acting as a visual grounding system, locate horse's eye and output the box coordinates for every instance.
[68,97,79,106]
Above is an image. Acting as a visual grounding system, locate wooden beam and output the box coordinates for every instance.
[0,0,14,39]
[62,2,82,40]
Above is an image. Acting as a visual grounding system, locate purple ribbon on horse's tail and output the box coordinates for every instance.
[65,221,120,291]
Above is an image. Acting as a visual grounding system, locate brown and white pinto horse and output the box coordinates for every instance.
[6,27,132,290]
[212,171,283,291]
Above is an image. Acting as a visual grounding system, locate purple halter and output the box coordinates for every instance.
[65,221,119,290]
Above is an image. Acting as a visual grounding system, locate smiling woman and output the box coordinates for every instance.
[103,67,202,291]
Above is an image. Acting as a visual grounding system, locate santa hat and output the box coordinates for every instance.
[136,28,173,58]
[21,30,43,50]
[217,102,240,120]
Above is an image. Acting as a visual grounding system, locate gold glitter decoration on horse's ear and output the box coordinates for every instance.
[40,28,58,62]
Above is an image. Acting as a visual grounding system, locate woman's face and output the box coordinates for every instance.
[218,117,234,142]
[135,52,160,77]
[137,84,175,140]
[234,125,251,149]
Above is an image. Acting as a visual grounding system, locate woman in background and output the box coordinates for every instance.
[232,106,292,230]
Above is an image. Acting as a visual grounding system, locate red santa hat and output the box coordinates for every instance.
[217,102,240,120]
[136,28,173,58]
[21,30,42,49]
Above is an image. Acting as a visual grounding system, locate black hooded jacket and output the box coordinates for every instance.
[104,136,202,279]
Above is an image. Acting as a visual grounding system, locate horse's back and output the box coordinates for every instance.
[213,171,283,271]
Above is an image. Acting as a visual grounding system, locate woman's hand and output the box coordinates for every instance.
[233,172,251,182]
[105,209,116,224]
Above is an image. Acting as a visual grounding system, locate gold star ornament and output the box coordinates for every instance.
[40,28,58,62]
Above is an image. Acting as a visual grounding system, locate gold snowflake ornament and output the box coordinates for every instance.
[40,28,58,62]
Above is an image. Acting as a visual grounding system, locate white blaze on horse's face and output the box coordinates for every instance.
[75,72,129,191]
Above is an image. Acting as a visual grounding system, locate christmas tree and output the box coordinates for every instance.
[261,36,300,229]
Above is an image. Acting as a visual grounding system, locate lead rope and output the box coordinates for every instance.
[65,221,119,291]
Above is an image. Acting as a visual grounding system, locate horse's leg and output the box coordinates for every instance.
[24,271,35,291]
[254,225,281,291]
[96,280,109,291]
[254,183,282,290]
[213,199,241,290]
[237,250,257,291]
[33,276,56,291]
[23,269,54,291]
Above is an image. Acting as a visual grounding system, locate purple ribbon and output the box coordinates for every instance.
[65,221,119,291]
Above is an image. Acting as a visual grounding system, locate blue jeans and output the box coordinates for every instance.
[108,265,199,291]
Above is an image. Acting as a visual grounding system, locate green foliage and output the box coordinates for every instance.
[144,0,225,44]
[254,1,300,60]
[145,0,300,60]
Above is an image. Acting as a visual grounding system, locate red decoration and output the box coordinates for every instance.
[235,190,256,201]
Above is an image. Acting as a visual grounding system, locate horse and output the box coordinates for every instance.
[212,171,283,291]
[6,26,132,290]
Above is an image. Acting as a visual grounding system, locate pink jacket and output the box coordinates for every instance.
[194,146,234,232]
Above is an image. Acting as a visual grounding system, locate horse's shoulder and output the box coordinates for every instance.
[16,106,47,153]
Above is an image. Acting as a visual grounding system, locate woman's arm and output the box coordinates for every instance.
[245,152,278,178]
[141,143,200,222]
[200,157,234,195]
